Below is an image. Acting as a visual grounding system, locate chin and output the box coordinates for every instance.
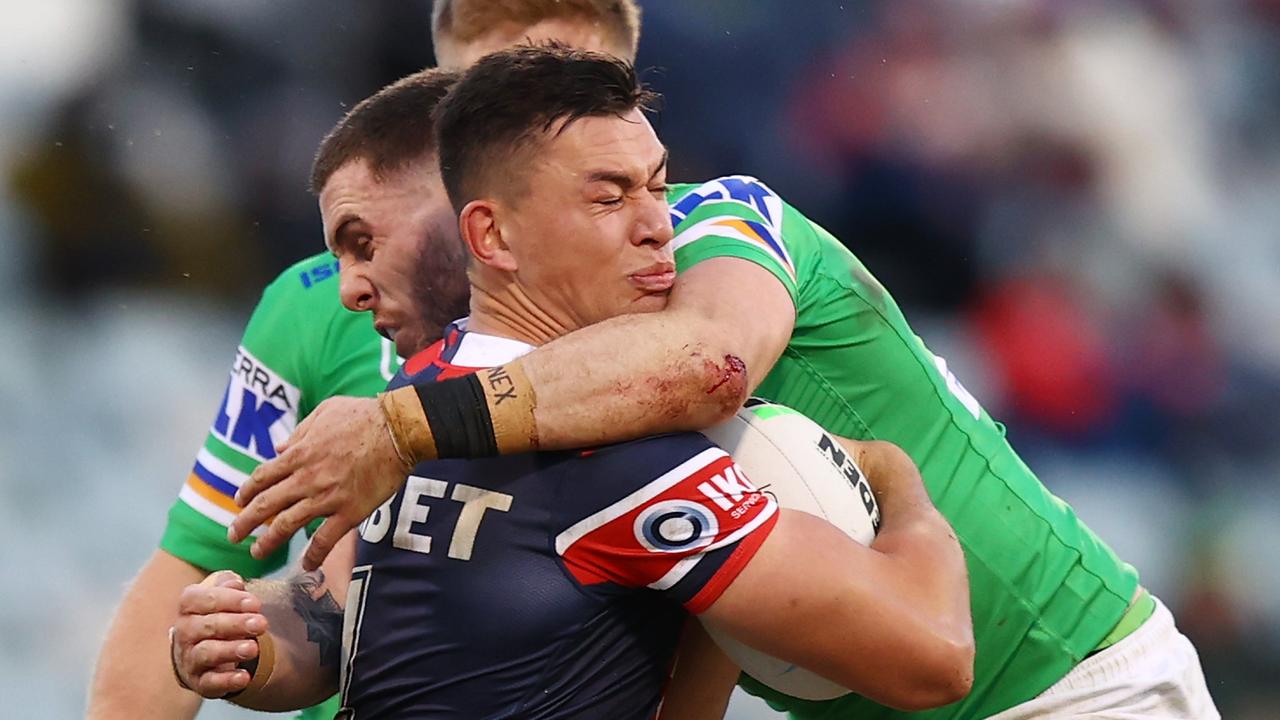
[632,294,670,314]
[394,330,427,359]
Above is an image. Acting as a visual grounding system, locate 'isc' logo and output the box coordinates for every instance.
[211,347,300,460]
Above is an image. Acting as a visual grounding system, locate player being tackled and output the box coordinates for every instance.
[170,58,973,718]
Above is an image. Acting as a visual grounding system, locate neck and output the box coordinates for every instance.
[466,278,572,348]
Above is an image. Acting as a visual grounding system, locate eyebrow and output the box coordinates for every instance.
[585,147,669,189]
[327,216,362,255]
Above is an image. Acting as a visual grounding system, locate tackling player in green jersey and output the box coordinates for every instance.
[87,2,642,719]
[237,46,1220,718]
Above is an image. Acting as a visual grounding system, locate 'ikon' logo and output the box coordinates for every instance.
[696,464,757,511]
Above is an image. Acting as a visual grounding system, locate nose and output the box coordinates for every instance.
[633,192,675,249]
[338,258,375,312]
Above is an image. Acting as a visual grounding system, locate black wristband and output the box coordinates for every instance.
[415,374,499,458]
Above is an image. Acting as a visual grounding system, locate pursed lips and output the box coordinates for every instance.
[629,262,676,293]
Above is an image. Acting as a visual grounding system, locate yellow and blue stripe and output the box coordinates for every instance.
[178,448,270,536]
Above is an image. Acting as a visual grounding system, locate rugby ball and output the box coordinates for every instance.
[698,399,881,701]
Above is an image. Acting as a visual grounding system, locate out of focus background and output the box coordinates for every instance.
[2,0,1278,717]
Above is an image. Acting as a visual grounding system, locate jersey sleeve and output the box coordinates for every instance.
[159,254,393,577]
[554,433,779,614]
[669,176,799,305]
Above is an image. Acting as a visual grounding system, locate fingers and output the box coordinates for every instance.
[182,611,269,642]
[185,639,257,697]
[232,477,315,548]
[235,447,298,508]
[206,569,246,591]
[175,587,267,645]
[230,457,306,546]
[250,497,327,561]
[179,582,258,616]
[301,515,355,571]
[173,579,268,699]
[193,667,252,698]
[271,410,313,457]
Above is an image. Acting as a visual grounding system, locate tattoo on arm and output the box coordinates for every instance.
[289,570,343,668]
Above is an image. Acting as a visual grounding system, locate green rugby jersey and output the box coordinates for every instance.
[668,177,1139,719]
[160,252,399,720]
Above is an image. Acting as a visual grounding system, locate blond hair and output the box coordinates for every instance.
[432,0,641,60]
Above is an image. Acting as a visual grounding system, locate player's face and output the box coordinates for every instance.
[499,108,673,329]
[436,18,630,70]
[321,159,464,358]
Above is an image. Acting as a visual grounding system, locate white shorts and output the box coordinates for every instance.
[986,598,1220,719]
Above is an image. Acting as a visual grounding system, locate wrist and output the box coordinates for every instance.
[378,362,539,462]
[224,632,277,705]
[168,626,194,692]
[379,388,436,467]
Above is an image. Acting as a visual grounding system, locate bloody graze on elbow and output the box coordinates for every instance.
[705,354,747,396]
[636,349,749,430]
[699,352,749,417]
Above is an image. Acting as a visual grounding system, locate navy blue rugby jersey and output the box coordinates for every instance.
[338,322,779,719]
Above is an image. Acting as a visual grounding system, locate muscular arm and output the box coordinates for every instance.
[171,534,354,711]
[232,257,794,567]
[523,257,793,449]
[701,439,973,711]
[230,568,345,710]
[88,550,206,720]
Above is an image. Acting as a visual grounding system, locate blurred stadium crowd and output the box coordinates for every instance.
[1,0,1278,717]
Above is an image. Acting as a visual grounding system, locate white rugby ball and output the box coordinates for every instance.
[699,399,881,701]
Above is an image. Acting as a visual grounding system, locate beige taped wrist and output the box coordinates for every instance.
[379,386,437,467]
[378,362,538,461]
[480,363,539,456]
[225,632,277,704]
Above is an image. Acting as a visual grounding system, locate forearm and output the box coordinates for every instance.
[848,440,973,705]
[524,260,794,449]
[858,441,971,648]
[88,550,205,720]
[527,310,751,448]
[228,571,343,711]
[705,510,970,710]
[384,258,794,461]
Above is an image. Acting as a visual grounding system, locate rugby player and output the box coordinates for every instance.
[237,46,1222,720]
[87,2,644,719]
[169,62,973,717]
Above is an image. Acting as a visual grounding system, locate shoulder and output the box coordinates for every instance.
[246,253,345,346]
[668,176,786,231]
[668,176,805,292]
[553,433,778,597]
[389,327,477,391]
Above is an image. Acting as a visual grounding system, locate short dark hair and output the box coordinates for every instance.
[434,43,658,210]
[310,68,460,195]
[432,0,641,61]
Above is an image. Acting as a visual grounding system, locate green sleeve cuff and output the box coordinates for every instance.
[159,501,287,577]
[674,238,799,306]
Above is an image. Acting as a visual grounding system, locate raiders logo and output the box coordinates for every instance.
[633,500,720,553]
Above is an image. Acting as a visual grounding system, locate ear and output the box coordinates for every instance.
[460,199,518,273]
